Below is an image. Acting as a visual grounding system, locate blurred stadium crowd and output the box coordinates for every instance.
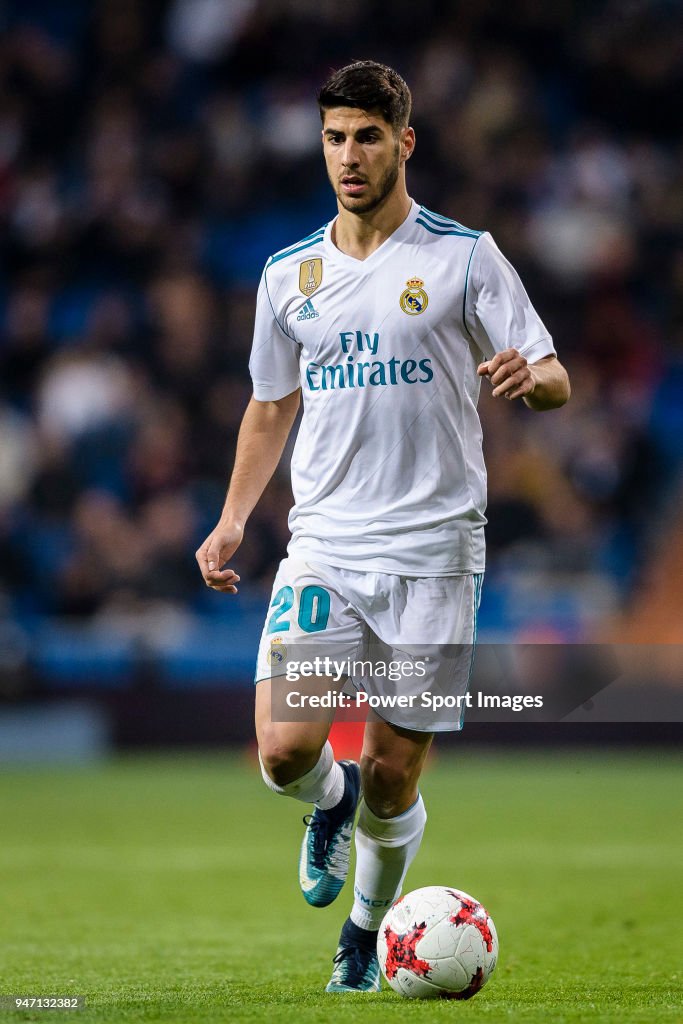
[1,0,682,675]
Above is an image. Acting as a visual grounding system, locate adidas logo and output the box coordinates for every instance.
[297,298,320,321]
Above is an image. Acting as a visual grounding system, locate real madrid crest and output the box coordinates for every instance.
[400,277,429,315]
[267,637,288,666]
[299,257,323,296]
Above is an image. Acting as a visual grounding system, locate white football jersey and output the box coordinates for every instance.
[249,199,555,575]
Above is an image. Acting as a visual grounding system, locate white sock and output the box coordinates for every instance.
[351,795,427,930]
[258,741,345,809]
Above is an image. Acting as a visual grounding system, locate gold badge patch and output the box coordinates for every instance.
[400,277,429,316]
[299,257,323,296]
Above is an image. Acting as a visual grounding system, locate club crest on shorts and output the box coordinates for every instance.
[299,257,322,296]
[400,277,429,315]
[267,637,287,666]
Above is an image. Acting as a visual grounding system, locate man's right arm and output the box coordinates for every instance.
[195,389,301,593]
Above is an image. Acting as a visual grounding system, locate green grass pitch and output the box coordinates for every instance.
[1,748,681,1023]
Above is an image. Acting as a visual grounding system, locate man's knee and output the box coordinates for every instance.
[258,725,322,787]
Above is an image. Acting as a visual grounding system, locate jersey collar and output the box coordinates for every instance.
[323,198,418,269]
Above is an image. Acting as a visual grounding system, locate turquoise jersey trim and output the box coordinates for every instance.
[268,228,326,266]
[416,216,480,239]
[420,206,482,237]
[461,572,484,730]
[462,234,483,341]
[263,263,295,340]
[263,224,326,336]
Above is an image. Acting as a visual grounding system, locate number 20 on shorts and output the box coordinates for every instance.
[267,585,331,634]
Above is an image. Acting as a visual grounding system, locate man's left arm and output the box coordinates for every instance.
[477,351,570,411]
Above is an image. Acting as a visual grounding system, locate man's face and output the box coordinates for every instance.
[321,107,412,215]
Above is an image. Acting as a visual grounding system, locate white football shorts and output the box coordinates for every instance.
[255,557,483,732]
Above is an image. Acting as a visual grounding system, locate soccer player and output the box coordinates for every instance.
[196,61,570,992]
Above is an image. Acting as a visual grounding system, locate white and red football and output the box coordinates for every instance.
[377,885,499,999]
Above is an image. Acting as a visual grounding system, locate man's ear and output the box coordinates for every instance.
[401,127,416,162]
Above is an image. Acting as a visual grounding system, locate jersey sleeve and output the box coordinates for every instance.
[248,266,301,401]
[464,233,556,364]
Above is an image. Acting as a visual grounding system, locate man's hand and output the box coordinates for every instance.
[477,348,535,400]
[477,350,570,410]
[195,519,244,594]
[194,390,301,596]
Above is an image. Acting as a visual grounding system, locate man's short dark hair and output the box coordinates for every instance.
[317,60,412,132]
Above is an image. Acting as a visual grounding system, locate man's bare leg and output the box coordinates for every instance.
[326,715,432,993]
[255,675,362,910]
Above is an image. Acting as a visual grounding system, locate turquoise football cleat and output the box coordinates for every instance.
[326,918,381,993]
[299,760,361,908]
